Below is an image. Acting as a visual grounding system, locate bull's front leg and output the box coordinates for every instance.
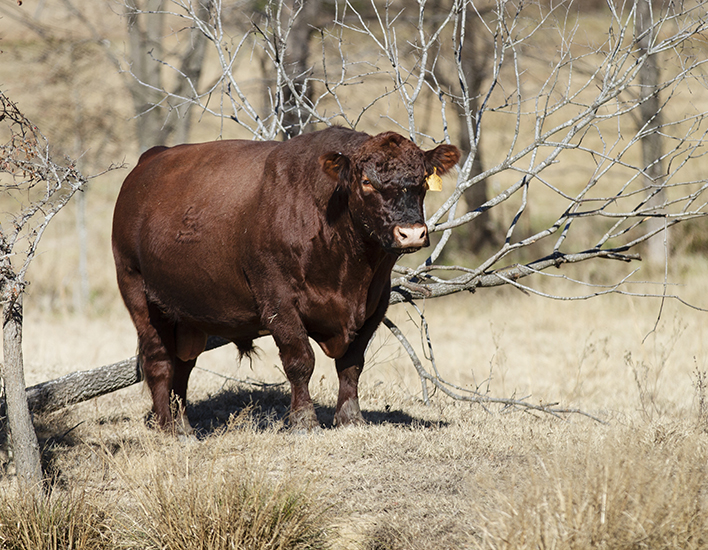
[334,355,365,426]
[271,327,319,431]
[334,295,389,427]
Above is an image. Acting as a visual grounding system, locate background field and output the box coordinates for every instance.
[2,1,708,548]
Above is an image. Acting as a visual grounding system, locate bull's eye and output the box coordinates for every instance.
[361,174,381,193]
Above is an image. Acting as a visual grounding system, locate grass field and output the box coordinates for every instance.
[3,1,708,548]
[2,260,706,548]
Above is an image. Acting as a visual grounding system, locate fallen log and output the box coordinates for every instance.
[15,336,230,415]
[26,356,141,414]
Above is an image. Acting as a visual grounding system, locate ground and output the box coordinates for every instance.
[4,263,707,548]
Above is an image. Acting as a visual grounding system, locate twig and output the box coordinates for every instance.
[382,316,606,424]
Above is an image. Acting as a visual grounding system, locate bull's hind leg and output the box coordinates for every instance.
[115,268,177,430]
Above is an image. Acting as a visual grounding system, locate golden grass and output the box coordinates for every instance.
[3,3,708,548]
[10,385,707,549]
[118,457,331,550]
[0,486,109,550]
[1,266,704,548]
[473,424,708,549]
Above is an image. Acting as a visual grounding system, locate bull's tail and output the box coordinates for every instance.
[234,339,259,366]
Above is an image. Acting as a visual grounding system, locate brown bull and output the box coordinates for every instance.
[112,126,460,431]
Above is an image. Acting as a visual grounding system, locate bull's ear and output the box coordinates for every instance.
[321,152,352,224]
[424,144,461,176]
[320,152,352,192]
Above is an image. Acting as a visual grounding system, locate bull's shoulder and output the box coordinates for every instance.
[290,126,369,152]
[261,127,369,181]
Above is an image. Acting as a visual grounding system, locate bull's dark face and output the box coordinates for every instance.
[320,132,460,254]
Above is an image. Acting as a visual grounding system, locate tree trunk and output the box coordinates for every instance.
[280,0,321,138]
[75,190,89,312]
[431,1,499,255]
[2,294,43,492]
[456,8,496,252]
[170,2,210,145]
[126,0,167,153]
[637,0,666,266]
[125,0,210,152]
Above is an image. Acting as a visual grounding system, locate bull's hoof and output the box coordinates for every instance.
[333,399,366,427]
[149,410,195,437]
[289,406,320,432]
[171,409,194,436]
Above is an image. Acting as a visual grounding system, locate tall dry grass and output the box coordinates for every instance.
[123,473,330,550]
[473,425,708,549]
[109,419,332,550]
[0,487,109,550]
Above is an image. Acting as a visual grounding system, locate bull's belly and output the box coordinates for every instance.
[144,279,261,332]
[310,331,354,359]
[202,322,271,342]
[145,268,374,360]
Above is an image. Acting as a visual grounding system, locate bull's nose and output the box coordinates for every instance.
[393,224,428,248]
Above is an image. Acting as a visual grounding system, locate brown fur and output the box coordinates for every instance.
[112,127,460,431]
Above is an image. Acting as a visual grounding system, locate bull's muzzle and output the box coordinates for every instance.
[393,223,429,249]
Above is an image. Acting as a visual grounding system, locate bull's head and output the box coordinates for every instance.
[320,132,460,254]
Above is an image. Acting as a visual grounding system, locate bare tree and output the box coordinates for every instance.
[101,0,708,408]
[428,0,499,254]
[0,92,92,491]
[124,0,212,151]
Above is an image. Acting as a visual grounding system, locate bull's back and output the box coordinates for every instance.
[112,140,279,326]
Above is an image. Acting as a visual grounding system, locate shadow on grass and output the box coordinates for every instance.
[186,384,443,436]
[21,384,445,481]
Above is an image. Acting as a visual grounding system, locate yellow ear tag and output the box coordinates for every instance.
[426,169,443,192]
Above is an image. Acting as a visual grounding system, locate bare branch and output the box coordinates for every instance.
[382,316,606,423]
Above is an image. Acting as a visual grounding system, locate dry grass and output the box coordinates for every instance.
[3,3,708,548]
[11,380,708,549]
[1,270,705,549]
[473,424,708,549]
[0,486,109,550]
[119,461,331,550]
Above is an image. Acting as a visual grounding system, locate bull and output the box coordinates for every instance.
[112,127,460,432]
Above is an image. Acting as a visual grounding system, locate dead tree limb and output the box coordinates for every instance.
[10,336,230,415]
[382,316,606,423]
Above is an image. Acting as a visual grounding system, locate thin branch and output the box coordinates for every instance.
[382,316,606,423]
